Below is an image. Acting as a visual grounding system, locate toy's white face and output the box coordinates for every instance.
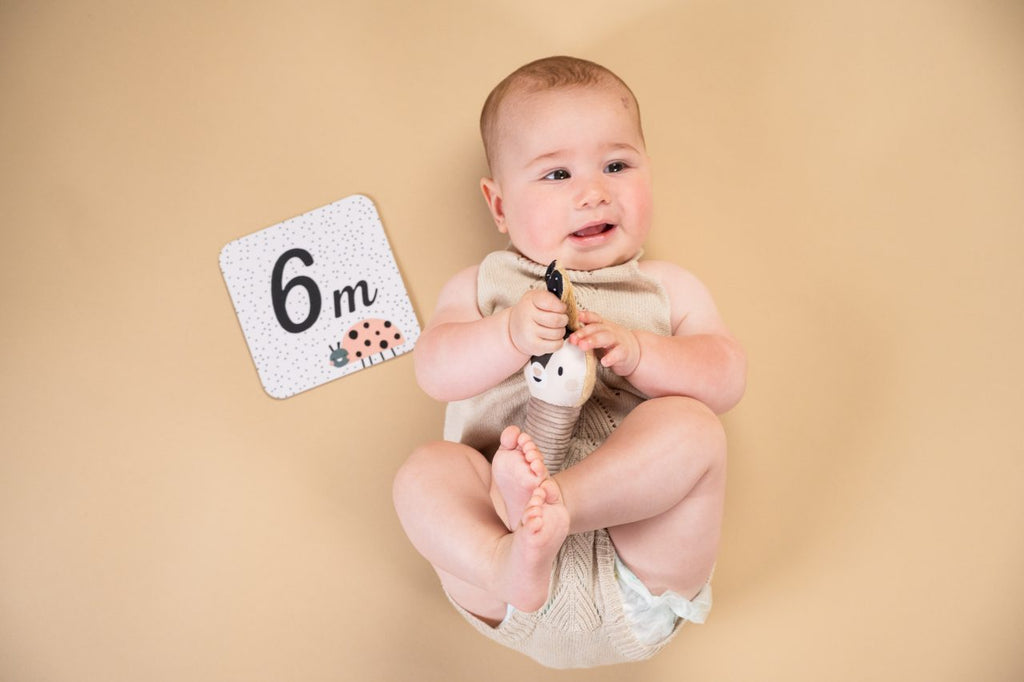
[524,340,590,407]
[482,84,653,272]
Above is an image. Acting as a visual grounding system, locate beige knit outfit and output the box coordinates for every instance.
[443,249,697,669]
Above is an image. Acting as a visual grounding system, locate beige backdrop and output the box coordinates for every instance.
[2,1,1022,680]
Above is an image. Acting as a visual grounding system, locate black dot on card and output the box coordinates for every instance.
[375,330,380,336]
[394,333,401,340]
[364,339,372,347]
[363,322,370,328]
[380,340,389,349]
[384,320,392,328]
[356,351,363,358]
[349,330,359,339]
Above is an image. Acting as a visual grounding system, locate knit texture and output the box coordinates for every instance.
[444,249,671,457]
[443,248,684,668]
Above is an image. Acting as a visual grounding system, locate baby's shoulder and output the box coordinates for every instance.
[638,259,723,332]
[433,264,480,309]
[445,263,480,287]
[637,259,705,294]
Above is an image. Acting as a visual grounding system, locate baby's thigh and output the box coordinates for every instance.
[607,397,726,595]
[612,395,726,464]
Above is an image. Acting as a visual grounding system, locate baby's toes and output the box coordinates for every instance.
[521,505,543,533]
[500,425,522,449]
[521,441,541,463]
[538,478,563,504]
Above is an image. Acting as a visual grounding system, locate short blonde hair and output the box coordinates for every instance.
[480,56,643,172]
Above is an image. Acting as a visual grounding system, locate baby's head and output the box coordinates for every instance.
[479,56,653,271]
[481,57,644,174]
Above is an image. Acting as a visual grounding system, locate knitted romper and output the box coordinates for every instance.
[443,250,698,668]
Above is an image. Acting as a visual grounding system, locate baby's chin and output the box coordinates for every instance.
[529,249,640,272]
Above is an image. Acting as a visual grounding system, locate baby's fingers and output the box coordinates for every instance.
[536,324,569,342]
[599,344,627,367]
[571,325,615,351]
[535,310,570,333]
[532,291,569,314]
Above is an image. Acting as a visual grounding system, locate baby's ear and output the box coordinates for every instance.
[480,177,508,234]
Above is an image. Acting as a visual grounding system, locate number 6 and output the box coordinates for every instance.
[271,248,321,333]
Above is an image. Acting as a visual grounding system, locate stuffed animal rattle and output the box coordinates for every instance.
[523,261,597,475]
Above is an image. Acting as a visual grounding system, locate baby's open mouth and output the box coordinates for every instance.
[572,223,615,238]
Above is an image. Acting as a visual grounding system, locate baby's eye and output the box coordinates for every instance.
[605,161,628,174]
[543,169,571,181]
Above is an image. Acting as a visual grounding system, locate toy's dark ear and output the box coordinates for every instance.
[544,260,563,299]
[543,260,580,335]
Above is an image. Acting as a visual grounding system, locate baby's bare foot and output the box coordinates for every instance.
[491,426,547,530]
[493,479,569,612]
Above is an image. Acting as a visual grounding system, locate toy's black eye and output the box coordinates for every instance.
[557,366,564,376]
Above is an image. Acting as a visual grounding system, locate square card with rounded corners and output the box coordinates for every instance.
[220,194,420,399]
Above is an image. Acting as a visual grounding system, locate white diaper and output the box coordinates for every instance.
[500,556,712,648]
[613,555,712,646]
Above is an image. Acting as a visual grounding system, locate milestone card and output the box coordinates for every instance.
[220,194,420,399]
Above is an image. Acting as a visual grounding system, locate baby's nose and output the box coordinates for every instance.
[576,176,609,208]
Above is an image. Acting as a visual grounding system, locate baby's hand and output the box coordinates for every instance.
[508,289,569,357]
[569,311,640,377]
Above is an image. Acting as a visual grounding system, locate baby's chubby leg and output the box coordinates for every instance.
[392,438,568,624]
[552,396,726,599]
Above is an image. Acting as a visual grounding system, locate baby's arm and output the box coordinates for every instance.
[414,265,569,402]
[570,261,746,413]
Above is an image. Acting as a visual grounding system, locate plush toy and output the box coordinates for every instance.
[523,261,597,475]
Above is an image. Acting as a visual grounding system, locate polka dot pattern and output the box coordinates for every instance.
[220,194,421,399]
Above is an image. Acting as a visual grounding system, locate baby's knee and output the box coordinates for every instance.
[393,442,444,503]
[638,395,720,429]
[393,441,489,504]
[643,396,726,465]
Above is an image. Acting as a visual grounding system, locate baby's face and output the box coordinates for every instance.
[483,84,653,271]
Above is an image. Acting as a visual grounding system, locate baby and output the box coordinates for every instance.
[393,56,746,668]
